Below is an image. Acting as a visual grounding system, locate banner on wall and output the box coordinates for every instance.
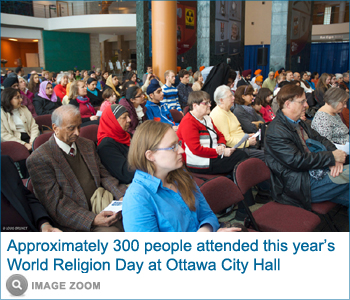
[215,1,242,55]
[177,3,197,55]
[290,1,312,56]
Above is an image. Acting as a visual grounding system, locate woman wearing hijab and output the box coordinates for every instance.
[32,81,62,116]
[97,104,135,184]
[103,74,121,100]
[119,86,147,135]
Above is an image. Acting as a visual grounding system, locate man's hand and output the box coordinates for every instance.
[90,116,99,121]
[329,162,344,178]
[41,222,62,232]
[332,150,346,163]
[248,136,257,146]
[92,211,120,227]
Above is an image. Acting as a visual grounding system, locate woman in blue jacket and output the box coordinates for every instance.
[122,120,241,232]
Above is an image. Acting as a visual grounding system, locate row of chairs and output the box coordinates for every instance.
[199,157,340,232]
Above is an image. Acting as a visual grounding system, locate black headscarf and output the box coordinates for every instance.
[2,76,19,88]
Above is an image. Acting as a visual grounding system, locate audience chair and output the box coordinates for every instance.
[1,141,31,184]
[311,202,339,231]
[191,172,229,183]
[170,109,183,123]
[32,132,54,151]
[183,106,190,115]
[80,124,99,144]
[234,158,321,232]
[34,114,53,133]
[200,176,244,214]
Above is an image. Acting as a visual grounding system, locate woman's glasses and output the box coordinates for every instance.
[153,141,182,152]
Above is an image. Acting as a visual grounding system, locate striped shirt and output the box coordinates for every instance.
[161,84,182,112]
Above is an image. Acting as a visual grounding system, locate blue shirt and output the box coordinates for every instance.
[122,170,220,232]
[145,100,179,126]
[161,84,182,112]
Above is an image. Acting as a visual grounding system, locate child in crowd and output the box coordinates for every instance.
[256,88,275,123]
[251,96,263,118]
[100,89,117,113]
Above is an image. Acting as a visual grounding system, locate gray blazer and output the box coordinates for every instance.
[231,104,264,133]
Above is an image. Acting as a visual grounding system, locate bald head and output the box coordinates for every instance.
[52,105,80,128]
[294,72,300,81]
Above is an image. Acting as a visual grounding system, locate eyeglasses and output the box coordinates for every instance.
[292,99,307,105]
[12,95,22,100]
[200,101,211,106]
[153,141,182,152]
[135,93,144,98]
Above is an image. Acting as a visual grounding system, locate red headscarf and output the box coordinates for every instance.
[97,105,131,146]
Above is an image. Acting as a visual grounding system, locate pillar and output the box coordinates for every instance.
[117,35,130,65]
[269,1,289,71]
[197,1,210,69]
[90,33,101,70]
[151,1,177,82]
[136,1,151,79]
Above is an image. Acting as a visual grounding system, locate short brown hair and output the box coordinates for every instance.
[102,88,115,100]
[179,69,189,79]
[234,85,254,105]
[187,90,210,110]
[277,84,304,110]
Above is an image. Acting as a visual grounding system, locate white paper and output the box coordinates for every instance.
[96,110,102,117]
[335,142,349,155]
[233,133,249,149]
[251,130,261,138]
[103,200,123,213]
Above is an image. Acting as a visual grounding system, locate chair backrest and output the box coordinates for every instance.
[34,114,53,133]
[200,176,244,214]
[32,132,54,151]
[183,106,190,115]
[170,109,183,123]
[80,124,99,143]
[1,141,30,162]
[234,158,270,195]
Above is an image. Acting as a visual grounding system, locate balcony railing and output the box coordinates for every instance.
[1,1,136,18]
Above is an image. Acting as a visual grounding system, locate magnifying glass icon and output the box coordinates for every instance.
[12,280,22,290]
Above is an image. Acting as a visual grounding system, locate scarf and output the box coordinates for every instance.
[97,105,131,146]
[106,75,121,97]
[37,81,58,102]
[87,87,98,96]
[241,105,255,116]
[76,96,95,115]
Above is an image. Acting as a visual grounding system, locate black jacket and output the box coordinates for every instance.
[87,89,103,106]
[97,137,135,184]
[264,110,336,210]
[32,94,62,115]
[1,155,53,231]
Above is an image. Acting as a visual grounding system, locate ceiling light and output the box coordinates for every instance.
[33,39,38,42]
[9,38,18,41]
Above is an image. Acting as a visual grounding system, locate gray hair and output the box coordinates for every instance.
[343,72,349,79]
[324,87,349,109]
[214,85,231,105]
[56,73,68,84]
[52,105,80,127]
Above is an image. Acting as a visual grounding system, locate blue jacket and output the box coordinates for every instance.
[122,170,220,232]
[145,100,179,126]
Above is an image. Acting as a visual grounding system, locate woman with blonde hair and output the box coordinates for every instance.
[192,71,203,91]
[122,120,240,232]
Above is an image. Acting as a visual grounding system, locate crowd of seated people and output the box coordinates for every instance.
[1,65,349,233]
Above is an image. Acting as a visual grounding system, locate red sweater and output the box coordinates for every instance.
[177,113,226,169]
[54,84,67,100]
